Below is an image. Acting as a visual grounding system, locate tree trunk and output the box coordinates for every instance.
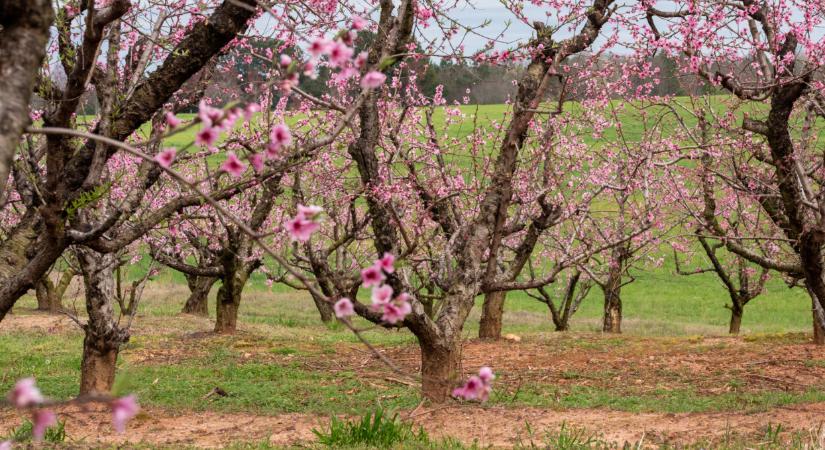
[603,288,622,333]
[79,334,119,395]
[77,248,130,396]
[35,277,61,313]
[0,0,53,203]
[814,308,825,346]
[182,275,215,316]
[729,305,743,335]
[310,292,335,323]
[420,339,461,403]
[479,291,506,339]
[602,247,626,334]
[602,278,622,334]
[215,297,238,333]
[214,270,248,334]
[554,316,570,332]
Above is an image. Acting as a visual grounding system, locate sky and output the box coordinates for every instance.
[424,0,540,51]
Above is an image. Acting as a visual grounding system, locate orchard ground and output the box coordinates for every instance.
[5,100,825,448]
[2,271,825,449]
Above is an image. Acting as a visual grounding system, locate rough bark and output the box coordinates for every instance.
[0,0,53,201]
[729,304,743,335]
[182,275,215,316]
[310,292,335,323]
[602,284,622,334]
[479,291,506,339]
[814,300,825,345]
[554,318,570,332]
[77,248,129,395]
[35,277,61,313]
[79,338,119,395]
[214,265,249,334]
[420,339,461,402]
[602,247,625,333]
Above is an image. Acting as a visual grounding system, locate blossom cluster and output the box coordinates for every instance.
[452,367,495,402]
[283,204,323,242]
[334,253,411,324]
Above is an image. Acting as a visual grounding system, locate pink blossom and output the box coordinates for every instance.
[265,142,281,160]
[371,284,394,305]
[377,252,395,273]
[165,112,182,129]
[297,204,323,219]
[355,52,368,69]
[0,440,11,450]
[284,216,320,242]
[32,409,56,441]
[328,41,353,68]
[478,366,495,383]
[111,395,140,433]
[453,367,494,401]
[197,100,223,127]
[195,127,219,147]
[360,71,386,89]
[154,148,176,168]
[360,265,385,287]
[270,123,292,149]
[351,15,367,30]
[8,378,43,407]
[452,376,485,401]
[303,60,317,78]
[380,301,410,324]
[249,153,264,173]
[334,297,354,318]
[279,54,292,67]
[281,72,299,93]
[308,37,329,58]
[220,152,246,177]
[243,103,260,120]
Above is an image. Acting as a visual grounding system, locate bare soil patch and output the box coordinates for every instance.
[352,334,825,400]
[3,402,825,448]
[0,310,77,334]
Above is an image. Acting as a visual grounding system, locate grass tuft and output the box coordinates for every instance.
[312,409,429,448]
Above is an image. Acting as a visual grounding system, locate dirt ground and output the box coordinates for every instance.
[3,402,825,448]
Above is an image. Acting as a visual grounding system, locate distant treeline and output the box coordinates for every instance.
[64,36,717,114]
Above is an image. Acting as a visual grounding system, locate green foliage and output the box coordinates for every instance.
[2,418,66,444]
[312,409,429,448]
[66,182,111,221]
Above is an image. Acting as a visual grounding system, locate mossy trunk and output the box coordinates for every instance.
[182,275,215,316]
[729,304,744,335]
[310,292,335,323]
[35,277,61,313]
[77,249,129,396]
[479,291,506,339]
[814,308,825,346]
[214,270,248,334]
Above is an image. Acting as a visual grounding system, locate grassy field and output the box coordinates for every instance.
[4,100,824,448]
[2,280,825,448]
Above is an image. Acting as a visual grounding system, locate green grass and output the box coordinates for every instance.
[312,409,429,448]
[511,384,825,414]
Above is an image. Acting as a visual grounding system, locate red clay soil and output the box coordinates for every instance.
[2,402,825,448]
